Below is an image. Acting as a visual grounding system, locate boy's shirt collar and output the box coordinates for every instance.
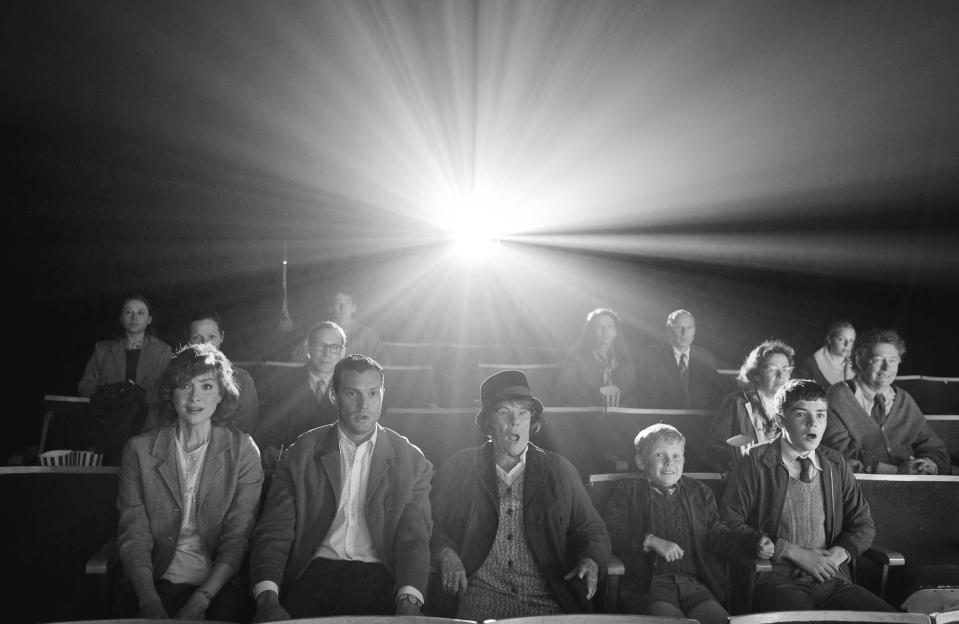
[643,474,681,496]
[779,437,822,479]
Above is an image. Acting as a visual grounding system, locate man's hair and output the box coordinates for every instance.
[326,284,358,303]
[666,309,694,327]
[634,423,686,456]
[852,328,906,373]
[157,343,239,425]
[307,321,347,346]
[331,354,384,392]
[478,397,544,436]
[737,339,795,387]
[774,378,828,416]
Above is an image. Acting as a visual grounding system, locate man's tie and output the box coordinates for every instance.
[798,456,815,483]
[679,353,689,390]
[315,379,327,404]
[871,393,886,425]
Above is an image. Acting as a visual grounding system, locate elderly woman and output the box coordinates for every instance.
[118,343,263,621]
[704,339,795,473]
[556,308,638,407]
[79,294,172,405]
[428,370,611,621]
[821,328,949,475]
[795,320,857,389]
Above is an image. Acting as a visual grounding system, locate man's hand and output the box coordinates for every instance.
[563,557,599,600]
[913,457,938,475]
[785,544,842,582]
[648,536,684,562]
[439,547,468,596]
[756,535,775,560]
[253,590,290,623]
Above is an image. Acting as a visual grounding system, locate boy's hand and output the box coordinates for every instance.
[648,536,684,562]
[756,535,774,559]
[785,544,841,582]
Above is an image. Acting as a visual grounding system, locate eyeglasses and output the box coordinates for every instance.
[310,342,344,355]
[868,356,901,367]
[763,366,794,376]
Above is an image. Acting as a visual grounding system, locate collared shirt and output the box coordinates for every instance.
[495,445,528,486]
[672,346,691,368]
[780,437,823,481]
[854,378,896,418]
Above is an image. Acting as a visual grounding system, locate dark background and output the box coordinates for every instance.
[5,1,958,458]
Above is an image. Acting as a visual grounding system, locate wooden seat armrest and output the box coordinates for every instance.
[864,544,906,567]
[607,553,625,576]
[86,537,118,575]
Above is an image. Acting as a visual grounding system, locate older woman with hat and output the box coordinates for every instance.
[427,370,611,621]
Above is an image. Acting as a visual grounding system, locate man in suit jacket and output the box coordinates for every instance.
[250,355,433,620]
[638,309,721,409]
[253,322,344,468]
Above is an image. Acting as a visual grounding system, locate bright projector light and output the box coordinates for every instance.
[444,195,503,261]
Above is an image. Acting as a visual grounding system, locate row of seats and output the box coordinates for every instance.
[5,465,957,623]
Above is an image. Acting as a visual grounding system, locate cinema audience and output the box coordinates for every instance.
[637,309,721,409]
[822,328,949,475]
[117,343,263,621]
[795,320,857,389]
[556,308,638,407]
[428,370,610,621]
[704,339,795,473]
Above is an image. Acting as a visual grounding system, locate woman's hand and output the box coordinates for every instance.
[563,557,599,600]
[439,547,468,595]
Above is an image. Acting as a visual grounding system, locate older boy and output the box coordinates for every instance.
[602,424,730,624]
[716,379,894,612]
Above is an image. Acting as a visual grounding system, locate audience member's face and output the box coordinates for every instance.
[189,318,223,349]
[333,368,384,443]
[827,327,856,359]
[307,327,346,375]
[173,372,223,427]
[859,342,901,391]
[668,314,696,350]
[778,399,827,454]
[757,352,792,394]
[120,299,152,335]
[636,438,685,488]
[488,399,532,459]
[591,314,617,350]
[327,293,356,325]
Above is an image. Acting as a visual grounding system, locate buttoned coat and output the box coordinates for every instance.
[637,343,721,409]
[117,425,264,579]
[429,442,611,613]
[79,335,172,405]
[249,423,433,596]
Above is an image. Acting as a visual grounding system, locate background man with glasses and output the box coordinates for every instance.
[254,321,347,473]
[822,328,949,475]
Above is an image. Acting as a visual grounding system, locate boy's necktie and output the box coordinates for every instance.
[798,456,815,483]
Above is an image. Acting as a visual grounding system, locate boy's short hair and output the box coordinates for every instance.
[774,378,828,416]
[634,423,686,456]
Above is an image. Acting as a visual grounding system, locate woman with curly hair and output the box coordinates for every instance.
[117,343,263,621]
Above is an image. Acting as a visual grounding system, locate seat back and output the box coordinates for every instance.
[478,363,560,406]
[485,614,699,623]
[383,364,436,410]
[927,415,959,466]
[728,610,930,623]
[537,406,607,477]
[381,408,483,467]
[39,394,93,453]
[0,466,120,622]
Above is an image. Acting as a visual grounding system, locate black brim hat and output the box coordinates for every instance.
[475,369,545,428]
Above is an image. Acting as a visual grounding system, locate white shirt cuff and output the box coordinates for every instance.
[396,585,424,604]
[253,581,280,599]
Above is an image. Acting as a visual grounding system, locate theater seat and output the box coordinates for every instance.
[727,610,930,623]
[481,614,698,623]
